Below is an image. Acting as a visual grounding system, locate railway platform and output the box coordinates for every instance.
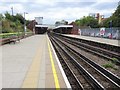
[2,34,71,88]
[63,34,120,47]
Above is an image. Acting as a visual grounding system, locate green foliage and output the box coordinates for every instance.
[4,12,12,20]
[4,12,23,23]
[2,20,12,33]
[0,14,3,33]
[101,5,120,27]
[26,20,31,26]
[111,58,118,61]
[113,5,120,17]
[75,16,99,28]
[55,20,68,26]
[102,63,113,68]
[15,13,24,24]
[75,5,120,28]
[0,31,33,39]
[111,58,118,64]
[0,14,4,21]
[0,33,17,38]
[1,12,30,33]
[102,62,117,70]
[101,17,111,27]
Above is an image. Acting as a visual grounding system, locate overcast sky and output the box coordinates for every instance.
[0,0,119,24]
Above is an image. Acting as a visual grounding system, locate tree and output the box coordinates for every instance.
[61,20,68,25]
[75,19,81,26]
[113,5,120,17]
[0,14,4,21]
[2,12,31,33]
[75,16,99,28]
[2,12,25,33]
[4,12,14,21]
[0,14,4,33]
[101,5,120,27]
[55,20,68,26]
[113,5,120,27]
[2,19,13,33]
[15,13,24,24]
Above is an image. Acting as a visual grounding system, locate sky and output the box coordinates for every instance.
[0,0,120,24]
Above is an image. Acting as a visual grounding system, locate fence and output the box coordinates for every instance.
[80,27,120,40]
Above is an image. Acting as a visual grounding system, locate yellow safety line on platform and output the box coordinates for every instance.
[21,43,42,88]
[47,39,60,89]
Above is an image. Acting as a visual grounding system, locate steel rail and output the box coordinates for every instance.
[49,35,105,90]
[55,34,120,64]
[49,36,84,89]
[52,34,120,88]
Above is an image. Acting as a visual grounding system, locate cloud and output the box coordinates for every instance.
[91,2,118,10]
[0,0,119,24]
[55,2,95,8]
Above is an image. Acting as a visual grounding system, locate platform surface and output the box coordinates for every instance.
[63,34,120,47]
[2,34,70,88]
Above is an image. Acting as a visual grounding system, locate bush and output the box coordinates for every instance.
[0,32,23,39]
[102,62,117,70]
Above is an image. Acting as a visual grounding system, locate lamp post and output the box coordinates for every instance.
[109,20,112,28]
[11,7,13,16]
[24,12,28,36]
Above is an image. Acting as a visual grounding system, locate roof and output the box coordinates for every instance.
[35,24,48,28]
[54,25,73,29]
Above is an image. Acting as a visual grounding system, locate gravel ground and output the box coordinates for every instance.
[73,44,120,77]
[61,39,120,78]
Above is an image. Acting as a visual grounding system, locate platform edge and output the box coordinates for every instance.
[47,35,71,88]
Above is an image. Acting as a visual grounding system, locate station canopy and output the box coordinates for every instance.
[35,24,48,28]
[54,25,73,29]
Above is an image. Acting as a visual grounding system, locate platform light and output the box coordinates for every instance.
[24,12,28,36]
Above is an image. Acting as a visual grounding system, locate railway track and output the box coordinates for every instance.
[49,35,103,89]
[60,34,120,53]
[53,33,120,65]
[50,38,84,89]
[48,33,120,89]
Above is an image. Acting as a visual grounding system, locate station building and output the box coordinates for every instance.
[35,24,48,34]
[27,17,79,34]
[34,17,49,34]
[53,25,73,34]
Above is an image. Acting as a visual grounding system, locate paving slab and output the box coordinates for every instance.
[63,34,120,47]
[2,34,70,88]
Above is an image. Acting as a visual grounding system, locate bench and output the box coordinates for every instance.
[0,38,10,45]
[9,36,20,44]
